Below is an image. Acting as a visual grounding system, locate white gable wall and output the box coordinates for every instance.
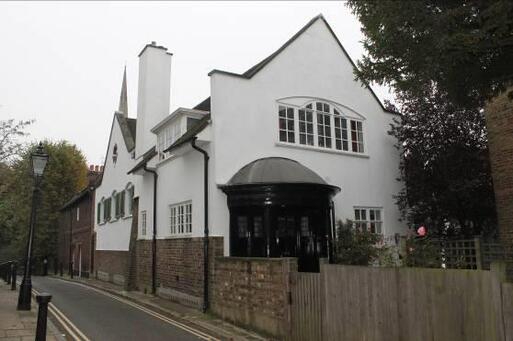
[95,116,136,251]
[210,18,405,253]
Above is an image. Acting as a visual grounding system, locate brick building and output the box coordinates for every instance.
[58,165,102,277]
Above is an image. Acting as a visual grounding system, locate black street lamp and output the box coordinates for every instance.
[17,142,48,311]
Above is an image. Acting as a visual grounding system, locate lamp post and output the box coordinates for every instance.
[17,142,48,311]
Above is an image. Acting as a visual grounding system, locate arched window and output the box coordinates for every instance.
[277,99,365,154]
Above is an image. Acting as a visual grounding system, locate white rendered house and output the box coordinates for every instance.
[95,15,405,304]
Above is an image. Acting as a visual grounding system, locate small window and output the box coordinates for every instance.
[112,144,118,164]
[354,207,382,234]
[298,107,314,146]
[169,201,192,235]
[278,106,295,143]
[126,186,134,215]
[141,210,147,236]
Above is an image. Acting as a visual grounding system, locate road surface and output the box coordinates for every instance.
[32,276,214,341]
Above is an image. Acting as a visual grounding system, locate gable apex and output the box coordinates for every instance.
[209,14,398,115]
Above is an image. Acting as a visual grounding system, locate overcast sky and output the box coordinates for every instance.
[0,1,393,165]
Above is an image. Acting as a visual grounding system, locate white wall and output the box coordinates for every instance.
[209,18,405,253]
[95,116,136,251]
[135,44,172,159]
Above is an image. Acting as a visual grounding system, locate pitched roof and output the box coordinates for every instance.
[127,146,157,175]
[60,186,94,211]
[163,114,211,154]
[115,113,137,152]
[193,97,211,111]
[208,14,399,116]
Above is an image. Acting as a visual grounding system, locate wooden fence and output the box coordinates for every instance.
[288,263,512,341]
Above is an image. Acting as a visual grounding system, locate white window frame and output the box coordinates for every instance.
[169,201,192,236]
[353,207,383,234]
[276,99,366,155]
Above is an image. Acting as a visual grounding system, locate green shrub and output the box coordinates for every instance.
[333,219,382,266]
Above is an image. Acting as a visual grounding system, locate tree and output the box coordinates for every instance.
[0,141,88,263]
[0,119,33,164]
[347,1,513,110]
[346,1,504,236]
[389,85,496,236]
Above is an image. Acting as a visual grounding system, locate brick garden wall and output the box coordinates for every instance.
[210,257,297,339]
[135,236,224,308]
[486,86,513,279]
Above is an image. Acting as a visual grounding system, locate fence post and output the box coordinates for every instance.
[10,262,16,291]
[475,237,483,269]
[35,293,52,341]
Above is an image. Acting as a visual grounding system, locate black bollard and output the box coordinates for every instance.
[70,262,73,279]
[35,293,52,341]
[6,262,11,285]
[59,263,63,277]
[54,259,58,276]
[11,262,16,291]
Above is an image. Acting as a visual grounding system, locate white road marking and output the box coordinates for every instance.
[49,278,220,341]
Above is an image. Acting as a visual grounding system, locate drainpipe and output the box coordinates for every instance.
[190,137,209,313]
[144,165,158,295]
[69,209,73,277]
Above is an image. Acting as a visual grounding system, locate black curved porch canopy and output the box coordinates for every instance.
[220,157,340,272]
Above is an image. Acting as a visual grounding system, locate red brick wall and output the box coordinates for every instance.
[95,250,129,285]
[210,257,298,338]
[134,237,224,307]
[486,88,513,250]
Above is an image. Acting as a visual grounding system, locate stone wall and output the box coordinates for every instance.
[94,250,129,285]
[210,257,297,339]
[486,86,513,279]
[135,236,224,308]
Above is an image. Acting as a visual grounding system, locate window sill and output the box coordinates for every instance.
[275,141,370,158]
[155,153,178,168]
[122,215,132,220]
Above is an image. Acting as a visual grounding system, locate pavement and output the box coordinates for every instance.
[0,281,63,341]
[32,275,268,341]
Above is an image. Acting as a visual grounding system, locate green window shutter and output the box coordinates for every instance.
[97,203,101,224]
[120,190,125,217]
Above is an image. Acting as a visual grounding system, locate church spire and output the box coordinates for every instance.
[118,66,128,115]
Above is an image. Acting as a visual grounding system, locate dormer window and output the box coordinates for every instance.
[277,99,365,154]
[112,144,118,164]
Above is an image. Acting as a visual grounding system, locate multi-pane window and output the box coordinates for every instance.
[170,201,192,235]
[277,100,364,154]
[278,106,295,143]
[334,109,349,151]
[157,120,183,160]
[351,120,364,153]
[316,102,332,148]
[298,105,314,146]
[354,208,383,234]
[141,210,147,236]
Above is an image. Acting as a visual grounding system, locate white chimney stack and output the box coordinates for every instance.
[135,41,172,158]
